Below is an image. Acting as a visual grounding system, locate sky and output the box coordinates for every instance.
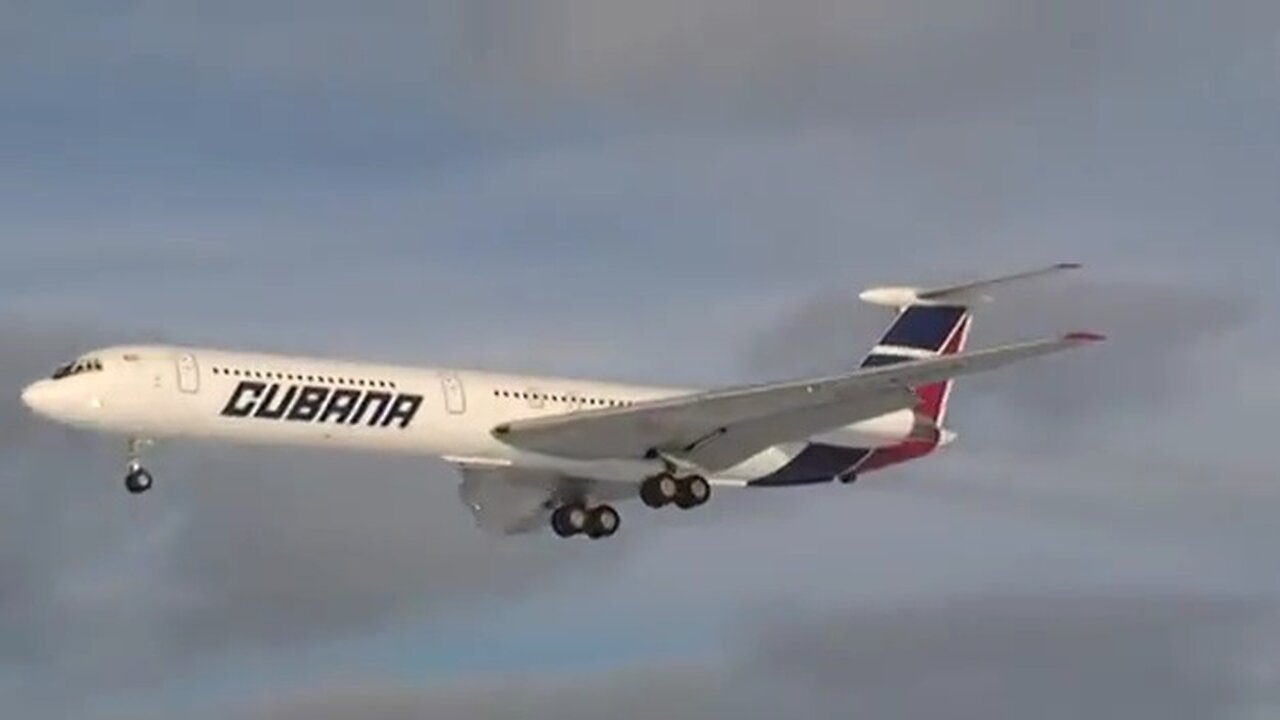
[2,1,1279,717]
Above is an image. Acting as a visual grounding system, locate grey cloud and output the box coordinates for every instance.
[162,448,614,653]
[243,668,728,720]
[238,594,1280,720]
[742,594,1279,719]
[462,0,1124,124]
[14,0,1274,131]
[964,278,1250,425]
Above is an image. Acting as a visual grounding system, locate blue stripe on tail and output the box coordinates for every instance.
[873,305,967,353]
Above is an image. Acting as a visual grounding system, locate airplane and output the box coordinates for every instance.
[19,264,1101,540]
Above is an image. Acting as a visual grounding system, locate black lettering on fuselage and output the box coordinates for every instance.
[380,394,423,428]
[221,381,266,417]
[287,386,330,422]
[253,384,298,419]
[319,389,362,424]
[349,391,392,426]
[220,381,422,429]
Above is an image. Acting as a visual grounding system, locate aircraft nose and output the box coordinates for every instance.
[20,380,54,414]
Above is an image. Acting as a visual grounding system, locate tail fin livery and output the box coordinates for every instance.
[857,263,1080,428]
[860,304,972,425]
[849,264,1080,474]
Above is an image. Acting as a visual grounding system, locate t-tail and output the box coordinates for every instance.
[852,263,1081,471]
[860,303,972,432]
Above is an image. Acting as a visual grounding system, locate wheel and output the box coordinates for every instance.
[640,474,670,508]
[550,503,589,538]
[125,467,154,494]
[675,475,710,509]
[550,508,574,538]
[641,473,681,509]
[585,505,620,539]
[686,476,711,506]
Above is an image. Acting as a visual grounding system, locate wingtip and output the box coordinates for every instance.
[1064,331,1106,343]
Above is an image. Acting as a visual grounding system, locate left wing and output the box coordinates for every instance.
[455,463,637,536]
[493,332,1102,471]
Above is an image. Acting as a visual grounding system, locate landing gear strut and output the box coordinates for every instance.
[640,473,710,510]
[124,438,155,495]
[550,503,620,540]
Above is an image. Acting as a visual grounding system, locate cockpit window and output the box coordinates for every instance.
[51,357,104,379]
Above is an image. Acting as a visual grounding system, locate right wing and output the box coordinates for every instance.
[494,332,1104,472]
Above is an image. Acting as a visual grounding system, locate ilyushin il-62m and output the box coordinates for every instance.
[21,265,1100,540]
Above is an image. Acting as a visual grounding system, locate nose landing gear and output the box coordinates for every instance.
[125,463,154,494]
[124,438,155,495]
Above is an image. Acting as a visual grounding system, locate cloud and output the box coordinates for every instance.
[741,594,1279,719]
[8,0,1236,133]
[236,594,1280,720]
[242,667,728,720]
[460,0,1122,121]
[161,448,615,653]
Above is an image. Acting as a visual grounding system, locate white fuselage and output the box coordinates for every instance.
[20,344,918,483]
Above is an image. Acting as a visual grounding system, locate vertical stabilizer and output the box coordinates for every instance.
[859,304,972,425]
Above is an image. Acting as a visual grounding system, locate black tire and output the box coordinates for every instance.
[550,505,575,537]
[586,505,620,539]
[125,468,153,494]
[674,476,709,509]
[640,476,667,508]
[686,476,711,506]
[551,504,589,538]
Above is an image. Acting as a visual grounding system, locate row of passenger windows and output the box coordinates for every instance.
[492,389,633,408]
[212,366,397,389]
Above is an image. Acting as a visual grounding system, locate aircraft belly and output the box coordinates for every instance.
[716,444,804,482]
[504,452,666,483]
[811,408,915,448]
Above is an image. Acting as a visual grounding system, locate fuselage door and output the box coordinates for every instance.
[440,372,466,414]
[176,353,200,394]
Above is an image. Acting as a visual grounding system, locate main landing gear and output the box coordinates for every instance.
[640,472,710,510]
[124,438,155,495]
[550,503,620,540]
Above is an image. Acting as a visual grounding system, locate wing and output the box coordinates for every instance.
[454,462,637,536]
[493,332,1102,471]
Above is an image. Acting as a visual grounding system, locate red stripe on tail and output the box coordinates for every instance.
[912,314,970,423]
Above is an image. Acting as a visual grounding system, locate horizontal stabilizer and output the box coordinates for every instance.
[859,263,1081,308]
